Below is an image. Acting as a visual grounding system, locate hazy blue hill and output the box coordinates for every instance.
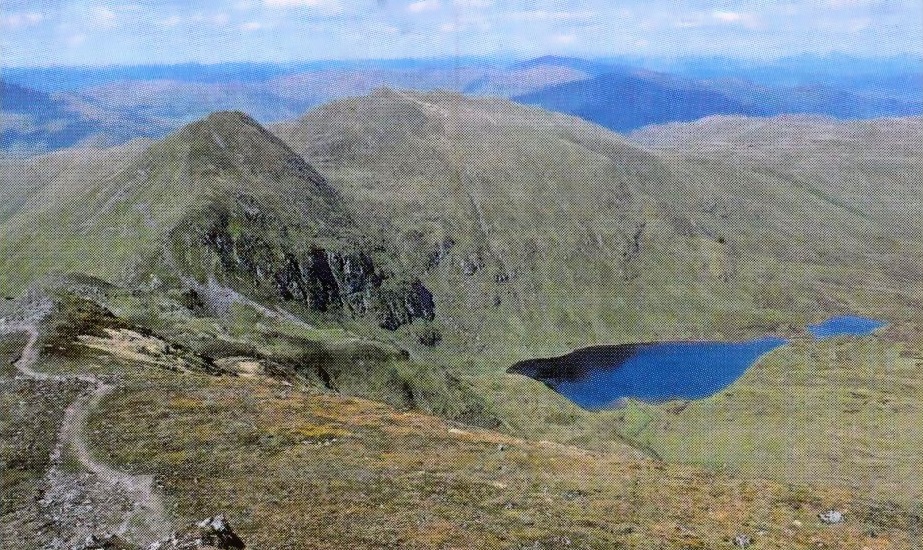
[703,78,922,119]
[77,79,309,126]
[1,62,301,92]
[513,60,921,133]
[71,68,496,137]
[513,70,764,132]
[508,55,620,76]
[1,80,94,154]
[0,57,501,92]
[660,52,923,86]
[0,79,169,156]
[266,67,492,108]
[1,79,53,109]
[827,72,923,103]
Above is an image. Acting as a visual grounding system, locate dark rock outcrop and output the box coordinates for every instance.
[79,534,135,549]
[196,209,435,331]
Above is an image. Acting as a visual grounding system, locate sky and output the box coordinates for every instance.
[1,0,921,66]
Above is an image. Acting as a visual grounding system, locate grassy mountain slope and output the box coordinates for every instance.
[631,115,923,242]
[274,90,920,368]
[4,91,920,376]
[3,93,923,512]
[270,93,923,502]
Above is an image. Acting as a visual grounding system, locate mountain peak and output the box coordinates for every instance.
[167,110,327,187]
[178,110,272,147]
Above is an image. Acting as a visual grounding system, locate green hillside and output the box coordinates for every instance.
[273,90,923,367]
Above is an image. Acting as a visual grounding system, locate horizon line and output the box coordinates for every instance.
[3,51,923,71]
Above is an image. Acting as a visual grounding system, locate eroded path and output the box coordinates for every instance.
[2,322,172,546]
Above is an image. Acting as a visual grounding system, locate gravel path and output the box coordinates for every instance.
[2,322,172,546]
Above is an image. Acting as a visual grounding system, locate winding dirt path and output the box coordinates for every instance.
[2,323,172,544]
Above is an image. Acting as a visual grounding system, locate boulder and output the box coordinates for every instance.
[147,515,245,549]
[79,534,135,550]
[732,534,753,547]
[819,510,845,524]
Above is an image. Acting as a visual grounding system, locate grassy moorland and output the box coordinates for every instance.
[85,368,918,549]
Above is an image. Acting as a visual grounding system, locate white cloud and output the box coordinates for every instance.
[508,10,596,22]
[847,17,872,31]
[68,33,87,46]
[552,33,577,44]
[825,0,883,7]
[0,11,43,30]
[452,0,492,8]
[713,11,743,23]
[712,11,760,29]
[262,0,343,13]
[205,13,231,26]
[240,21,265,31]
[675,15,705,28]
[159,14,183,27]
[407,1,441,14]
[160,13,230,28]
[92,6,117,28]
[265,0,326,6]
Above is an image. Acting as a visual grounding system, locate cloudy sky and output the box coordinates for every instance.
[1,0,921,66]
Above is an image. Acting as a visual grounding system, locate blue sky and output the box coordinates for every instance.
[1,0,921,66]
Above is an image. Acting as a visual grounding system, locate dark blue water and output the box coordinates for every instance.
[509,315,886,410]
[510,337,786,410]
[807,315,885,339]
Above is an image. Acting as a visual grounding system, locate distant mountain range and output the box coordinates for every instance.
[513,69,764,132]
[2,55,920,156]
[0,80,169,156]
[512,60,921,133]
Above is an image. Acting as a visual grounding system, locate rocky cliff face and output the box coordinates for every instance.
[179,195,435,331]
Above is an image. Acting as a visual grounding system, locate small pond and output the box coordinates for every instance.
[807,315,886,339]
[510,315,885,410]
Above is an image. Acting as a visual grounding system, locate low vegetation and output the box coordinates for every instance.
[84,363,913,549]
